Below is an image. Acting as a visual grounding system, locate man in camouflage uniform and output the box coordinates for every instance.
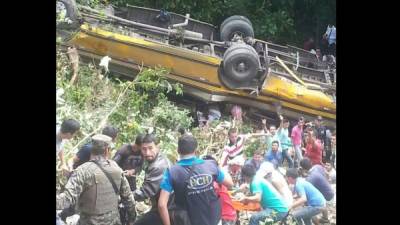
[56,134,136,225]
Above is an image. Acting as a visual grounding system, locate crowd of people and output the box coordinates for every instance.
[303,24,336,67]
[56,111,336,225]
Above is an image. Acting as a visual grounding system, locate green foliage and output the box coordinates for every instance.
[56,46,193,164]
[240,122,254,134]
[108,0,335,46]
[254,9,296,44]
[77,0,102,8]
[75,0,335,45]
[158,130,179,163]
[244,138,265,158]
[150,97,193,131]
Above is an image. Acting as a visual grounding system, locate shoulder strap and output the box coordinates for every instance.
[91,160,119,195]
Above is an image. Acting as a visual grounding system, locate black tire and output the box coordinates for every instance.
[222,44,260,82]
[220,18,254,42]
[220,15,252,29]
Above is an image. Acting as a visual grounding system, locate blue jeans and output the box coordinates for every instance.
[249,208,287,225]
[293,145,303,167]
[292,206,323,225]
[282,148,294,168]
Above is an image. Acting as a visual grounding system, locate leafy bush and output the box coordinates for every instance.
[105,0,334,46]
[56,45,194,190]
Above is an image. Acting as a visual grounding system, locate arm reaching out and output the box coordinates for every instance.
[158,190,171,225]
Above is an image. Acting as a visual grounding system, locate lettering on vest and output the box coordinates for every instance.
[188,174,213,191]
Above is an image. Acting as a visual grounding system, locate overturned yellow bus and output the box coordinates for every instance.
[57,0,336,127]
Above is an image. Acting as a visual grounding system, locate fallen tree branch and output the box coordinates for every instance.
[66,66,143,157]
[203,132,214,156]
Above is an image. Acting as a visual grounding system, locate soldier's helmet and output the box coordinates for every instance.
[92,134,112,145]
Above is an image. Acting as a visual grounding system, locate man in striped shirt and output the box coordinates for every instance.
[220,128,248,167]
[220,128,268,167]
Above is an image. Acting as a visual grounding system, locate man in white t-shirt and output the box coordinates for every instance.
[256,161,293,207]
[262,119,281,154]
[323,24,336,56]
[56,119,80,172]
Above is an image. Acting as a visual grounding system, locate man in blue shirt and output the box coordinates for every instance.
[158,134,233,225]
[286,168,326,225]
[244,150,263,171]
[265,141,283,168]
[300,158,334,223]
[240,164,288,225]
[72,125,119,169]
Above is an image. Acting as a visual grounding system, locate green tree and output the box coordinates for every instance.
[78,0,336,46]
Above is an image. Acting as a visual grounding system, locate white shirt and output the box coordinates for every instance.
[256,170,293,207]
[56,126,64,157]
[325,25,336,45]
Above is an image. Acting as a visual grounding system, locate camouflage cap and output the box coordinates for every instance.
[92,134,112,145]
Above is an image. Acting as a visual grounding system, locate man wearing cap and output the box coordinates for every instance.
[158,134,233,225]
[56,134,136,225]
[256,161,293,207]
[60,126,120,223]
